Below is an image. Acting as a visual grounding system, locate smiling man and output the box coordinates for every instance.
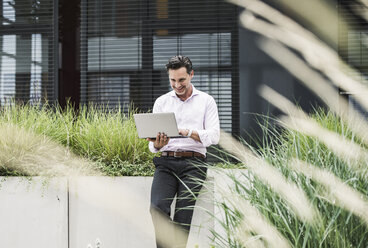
[147,55,220,248]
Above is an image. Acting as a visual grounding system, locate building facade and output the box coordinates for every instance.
[0,0,366,139]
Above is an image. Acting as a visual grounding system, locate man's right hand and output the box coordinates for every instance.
[147,132,170,150]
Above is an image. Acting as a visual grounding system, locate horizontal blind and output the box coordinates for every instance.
[338,0,368,88]
[80,0,239,134]
[0,0,56,105]
[338,0,368,116]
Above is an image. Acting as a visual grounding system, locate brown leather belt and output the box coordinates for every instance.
[161,151,205,158]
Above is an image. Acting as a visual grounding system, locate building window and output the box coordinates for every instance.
[80,0,239,133]
[0,0,57,105]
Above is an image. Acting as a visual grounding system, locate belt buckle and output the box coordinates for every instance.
[173,151,181,158]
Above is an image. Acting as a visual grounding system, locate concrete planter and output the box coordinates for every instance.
[0,177,68,248]
[0,174,216,248]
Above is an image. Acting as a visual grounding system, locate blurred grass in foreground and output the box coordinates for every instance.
[213,0,368,247]
[213,109,368,247]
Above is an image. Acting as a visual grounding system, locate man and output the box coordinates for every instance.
[147,55,220,248]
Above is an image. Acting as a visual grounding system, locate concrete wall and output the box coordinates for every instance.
[0,177,68,248]
[0,175,216,248]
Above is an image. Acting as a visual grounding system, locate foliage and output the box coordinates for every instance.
[0,102,156,176]
[214,109,368,247]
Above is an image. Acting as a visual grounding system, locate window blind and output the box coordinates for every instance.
[338,0,368,116]
[338,0,368,88]
[80,0,239,134]
[0,0,57,105]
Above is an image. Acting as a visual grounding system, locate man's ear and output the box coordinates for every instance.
[190,70,194,78]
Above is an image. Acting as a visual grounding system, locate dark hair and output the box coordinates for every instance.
[166,55,193,74]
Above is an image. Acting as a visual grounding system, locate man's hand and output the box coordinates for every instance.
[147,132,170,150]
[178,128,189,137]
[179,128,202,143]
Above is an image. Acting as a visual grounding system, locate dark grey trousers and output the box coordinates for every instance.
[150,156,207,248]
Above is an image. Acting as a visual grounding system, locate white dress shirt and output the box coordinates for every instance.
[149,85,220,156]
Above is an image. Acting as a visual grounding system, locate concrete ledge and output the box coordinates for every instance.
[0,175,217,248]
[0,177,68,248]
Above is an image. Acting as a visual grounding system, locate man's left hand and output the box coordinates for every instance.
[179,129,202,143]
[179,129,189,137]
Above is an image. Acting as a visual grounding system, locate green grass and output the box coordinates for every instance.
[0,102,156,176]
[213,108,368,247]
[0,123,96,177]
[0,102,236,177]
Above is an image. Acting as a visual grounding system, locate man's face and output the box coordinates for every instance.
[168,67,193,96]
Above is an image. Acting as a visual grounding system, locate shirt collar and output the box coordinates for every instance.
[170,84,199,100]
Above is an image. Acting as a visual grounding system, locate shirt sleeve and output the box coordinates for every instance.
[197,96,220,147]
[149,141,160,153]
[148,98,162,153]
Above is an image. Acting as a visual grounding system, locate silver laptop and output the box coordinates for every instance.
[133,112,188,139]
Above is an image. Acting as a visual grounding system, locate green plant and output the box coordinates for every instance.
[214,109,368,248]
[71,103,155,166]
[0,102,156,176]
[207,0,368,247]
[0,123,96,176]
